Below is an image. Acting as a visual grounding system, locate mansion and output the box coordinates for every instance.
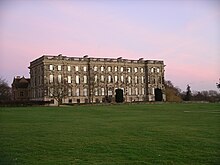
[27,54,166,105]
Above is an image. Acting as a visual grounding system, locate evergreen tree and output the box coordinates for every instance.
[184,84,192,101]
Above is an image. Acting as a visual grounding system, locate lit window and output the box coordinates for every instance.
[128,88,132,95]
[49,75,53,83]
[151,68,154,73]
[58,75,62,83]
[115,67,117,72]
[108,75,112,83]
[108,66,111,72]
[121,67,123,72]
[121,76,124,82]
[94,66,98,71]
[135,76,138,83]
[67,66,71,71]
[101,75,104,82]
[101,66,104,72]
[94,88,98,96]
[83,66,87,71]
[68,76,71,83]
[157,68,160,73]
[142,88,145,95]
[115,75,118,82]
[127,67,131,72]
[135,88,138,95]
[68,88,72,96]
[49,65,53,71]
[76,75,80,84]
[84,75,87,83]
[94,75,98,82]
[152,88,154,95]
[58,65,62,71]
[141,68,144,72]
[134,67,138,72]
[101,88,105,96]
[75,66,79,71]
[83,88,87,96]
[76,88,80,96]
[128,76,131,83]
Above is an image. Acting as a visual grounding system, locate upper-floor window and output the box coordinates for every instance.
[58,65,62,71]
[115,75,118,82]
[84,75,87,83]
[58,75,62,83]
[127,67,131,72]
[121,67,123,72]
[68,76,71,83]
[83,66,87,72]
[101,66,104,72]
[157,68,160,73]
[67,66,71,71]
[141,68,144,72]
[135,76,138,83]
[121,75,124,82]
[101,75,104,82]
[49,75,53,83]
[134,67,138,72]
[128,76,131,83]
[141,76,144,83]
[94,66,98,71]
[108,75,112,83]
[75,66,79,72]
[94,75,98,82]
[108,66,112,72]
[49,65,53,71]
[114,67,117,72]
[76,75,80,84]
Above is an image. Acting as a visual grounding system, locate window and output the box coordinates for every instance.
[152,88,154,95]
[128,88,132,95]
[128,76,131,83]
[83,88,87,96]
[58,65,62,71]
[108,66,111,72]
[101,88,105,96]
[76,88,80,96]
[84,75,87,83]
[121,67,123,72]
[58,75,62,83]
[101,75,104,82]
[108,75,112,83]
[157,68,160,73]
[127,67,131,72]
[142,88,145,95]
[141,76,144,83]
[134,67,138,72]
[94,75,98,82]
[114,66,117,72]
[68,88,72,96]
[101,66,104,72]
[67,66,71,71]
[121,75,124,82]
[94,88,98,96]
[49,75,53,83]
[94,66,98,71]
[75,66,79,71]
[68,76,71,83]
[20,91,24,97]
[115,75,118,82]
[141,68,144,72]
[49,88,53,96]
[135,76,138,83]
[135,88,138,95]
[83,66,87,71]
[49,65,53,71]
[76,75,80,84]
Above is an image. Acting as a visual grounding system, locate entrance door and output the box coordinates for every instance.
[155,88,162,101]
[115,89,124,103]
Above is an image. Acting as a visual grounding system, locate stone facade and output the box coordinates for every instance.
[29,54,166,105]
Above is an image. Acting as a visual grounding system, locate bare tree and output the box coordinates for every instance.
[0,77,11,101]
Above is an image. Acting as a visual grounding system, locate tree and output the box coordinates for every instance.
[184,84,192,101]
[217,78,220,90]
[164,80,182,102]
[0,77,11,101]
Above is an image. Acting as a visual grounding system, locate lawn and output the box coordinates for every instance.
[0,103,220,165]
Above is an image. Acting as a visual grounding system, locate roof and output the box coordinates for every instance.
[12,76,30,88]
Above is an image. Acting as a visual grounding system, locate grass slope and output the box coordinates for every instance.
[0,103,220,165]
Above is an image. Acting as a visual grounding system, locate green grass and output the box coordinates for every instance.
[0,103,220,165]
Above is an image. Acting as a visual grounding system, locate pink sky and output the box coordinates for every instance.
[0,0,219,91]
